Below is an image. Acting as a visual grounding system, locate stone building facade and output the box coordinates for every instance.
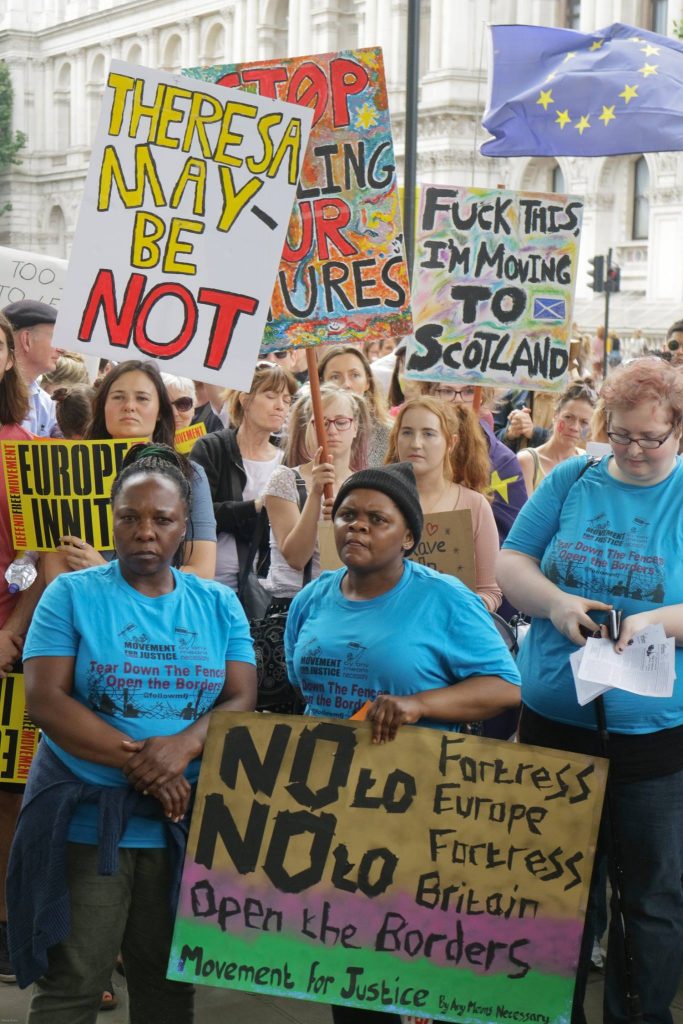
[1,0,682,335]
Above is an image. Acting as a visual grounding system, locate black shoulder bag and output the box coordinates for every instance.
[238,472,313,712]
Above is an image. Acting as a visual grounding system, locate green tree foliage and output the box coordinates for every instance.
[0,60,26,214]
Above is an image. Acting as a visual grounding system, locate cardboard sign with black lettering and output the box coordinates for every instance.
[168,712,606,1023]
[55,60,313,390]
[318,509,476,591]
[0,675,39,784]
[404,185,583,392]
[2,439,140,550]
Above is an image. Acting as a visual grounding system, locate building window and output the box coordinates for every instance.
[632,156,649,240]
[648,0,668,34]
[552,163,566,194]
[565,1,581,29]
[272,0,289,57]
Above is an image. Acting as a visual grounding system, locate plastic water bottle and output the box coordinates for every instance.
[5,553,38,594]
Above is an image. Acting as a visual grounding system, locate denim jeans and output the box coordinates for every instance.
[28,843,194,1024]
[573,768,683,1024]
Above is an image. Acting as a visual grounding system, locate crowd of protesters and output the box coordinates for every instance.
[0,296,681,1023]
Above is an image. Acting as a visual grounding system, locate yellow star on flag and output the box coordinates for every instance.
[599,105,616,126]
[555,109,571,128]
[639,63,658,77]
[589,39,604,50]
[563,51,577,63]
[628,36,646,44]
[354,102,378,130]
[487,471,519,504]
[575,114,591,134]
[545,71,556,82]
[641,44,660,56]
[619,83,638,103]
[536,89,554,110]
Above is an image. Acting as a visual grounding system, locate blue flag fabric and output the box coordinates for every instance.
[482,22,683,157]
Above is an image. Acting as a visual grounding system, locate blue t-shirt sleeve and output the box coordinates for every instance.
[503,455,587,560]
[189,461,217,543]
[24,576,79,659]
[219,586,256,665]
[441,579,521,686]
[284,581,310,687]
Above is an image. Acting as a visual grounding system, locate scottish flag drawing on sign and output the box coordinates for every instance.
[533,297,566,320]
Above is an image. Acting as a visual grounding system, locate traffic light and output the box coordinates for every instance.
[606,265,621,293]
[588,255,605,293]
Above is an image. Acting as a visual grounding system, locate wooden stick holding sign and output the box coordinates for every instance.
[318,509,476,590]
[306,348,333,502]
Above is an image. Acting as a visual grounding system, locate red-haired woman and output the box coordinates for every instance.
[386,397,501,612]
[498,357,683,1022]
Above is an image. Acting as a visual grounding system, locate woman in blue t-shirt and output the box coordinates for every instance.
[497,357,683,1024]
[285,463,520,1024]
[8,453,257,1022]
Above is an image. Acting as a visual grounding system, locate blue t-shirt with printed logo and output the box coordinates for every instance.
[285,559,520,724]
[503,454,683,733]
[24,561,255,846]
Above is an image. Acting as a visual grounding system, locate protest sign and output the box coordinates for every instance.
[0,675,39,784]
[185,48,412,352]
[0,246,66,309]
[168,712,606,1023]
[318,509,476,590]
[404,186,583,392]
[174,421,206,454]
[2,439,138,550]
[55,60,313,390]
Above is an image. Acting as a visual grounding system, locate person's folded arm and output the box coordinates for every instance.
[24,654,134,769]
[121,659,257,792]
[366,675,521,744]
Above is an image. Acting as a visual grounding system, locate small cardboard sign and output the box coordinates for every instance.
[174,421,207,454]
[2,439,139,551]
[318,509,476,590]
[0,675,39,784]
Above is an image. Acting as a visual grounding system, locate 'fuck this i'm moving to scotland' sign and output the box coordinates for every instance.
[404,185,583,393]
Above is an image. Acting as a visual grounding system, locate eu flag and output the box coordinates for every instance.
[481,22,683,157]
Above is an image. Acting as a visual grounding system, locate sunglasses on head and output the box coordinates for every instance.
[171,396,194,412]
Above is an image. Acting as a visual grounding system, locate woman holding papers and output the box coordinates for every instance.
[385,396,502,612]
[497,357,683,1024]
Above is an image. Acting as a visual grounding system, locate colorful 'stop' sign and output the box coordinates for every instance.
[55,60,313,390]
[404,185,583,392]
[185,48,413,351]
[169,711,606,1023]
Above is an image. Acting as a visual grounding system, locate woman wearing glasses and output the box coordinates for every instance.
[516,383,596,497]
[262,384,370,600]
[497,357,683,1024]
[318,344,393,466]
[160,374,196,431]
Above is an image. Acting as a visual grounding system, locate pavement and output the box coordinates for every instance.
[2,966,683,1023]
